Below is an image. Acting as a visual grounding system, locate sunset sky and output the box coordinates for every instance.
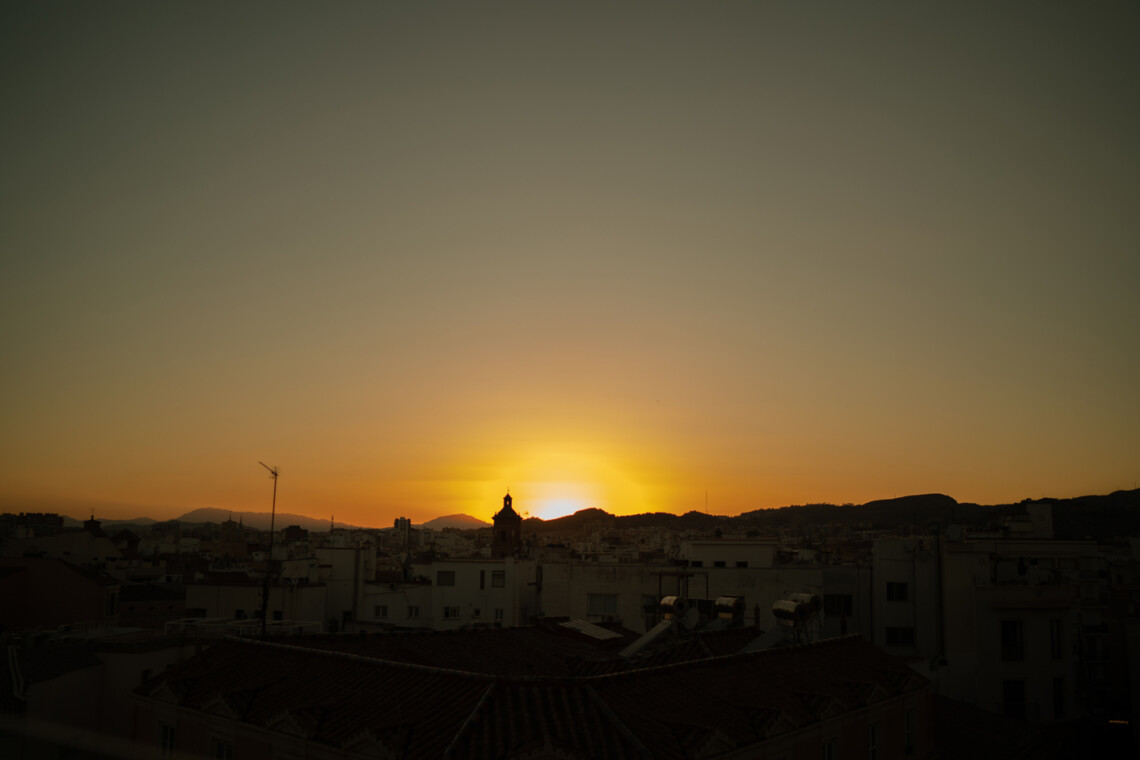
[2,3,1137,526]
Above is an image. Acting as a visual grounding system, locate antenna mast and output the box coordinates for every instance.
[258,461,279,636]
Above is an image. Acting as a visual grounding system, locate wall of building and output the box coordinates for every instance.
[414,558,538,629]
[539,561,866,637]
[184,582,327,629]
[928,536,1094,722]
[681,540,776,569]
[356,581,433,629]
[315,546,375,630]
[872,538,942,663]
[0,557,119,631]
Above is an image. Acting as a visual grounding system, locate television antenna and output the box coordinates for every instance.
[258,461,279,635]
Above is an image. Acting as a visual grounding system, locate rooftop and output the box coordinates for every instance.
[138,632,927,759]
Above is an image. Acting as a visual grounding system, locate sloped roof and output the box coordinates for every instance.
[137,633,926,760]
[17,641,102,684]
[274,619,640,677]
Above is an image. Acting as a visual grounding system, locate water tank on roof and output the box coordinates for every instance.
[660,595,688,619]
[714,595,745,619]
[772,599,813,627]
[787,592,822,613]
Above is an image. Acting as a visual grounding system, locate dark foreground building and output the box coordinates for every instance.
[131,630,932,759]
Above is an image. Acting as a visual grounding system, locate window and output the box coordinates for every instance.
[1001,620,1024,662]
[1050,618,1063,659]
[491,570,505,588]
[272,610,283,621]
[234,609,247,620]
[1053,676,1066,719]
[211,738,233,760]
[480,570,485,589]
[886,582,908,602]
[158,723,175,759]
[823,594,853,617]
[690,560,703,568]
[822,738,836,760]
[437,570,455,586]
[444,606,459,619]
[374,605,388,618]
[886,627,915,647]
[494,608,504,621]
[407,605,419,619]
[1003,679,1026,719]
[905,708,914,754]
[868,723,878,760]
[472,607,481,619]
[106,591,117,615]
[588,593,618,616]
[736,561,748,568]
[713,561,726,568]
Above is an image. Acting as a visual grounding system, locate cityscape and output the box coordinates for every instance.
[2,486,1140,757]
[3,2,1138,758]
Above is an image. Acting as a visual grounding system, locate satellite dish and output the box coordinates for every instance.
[683,606,700,630]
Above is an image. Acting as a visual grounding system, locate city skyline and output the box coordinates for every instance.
[3,3,1138,526]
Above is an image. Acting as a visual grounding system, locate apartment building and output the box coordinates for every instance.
[872,524,1099,723]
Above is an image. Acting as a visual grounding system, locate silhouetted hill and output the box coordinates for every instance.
[419,514,490,529]
[174,508,359,531]
[525,508,614,532]
[512,489,1140,538]
[1034,489,1140,541]
[856,493,960,527]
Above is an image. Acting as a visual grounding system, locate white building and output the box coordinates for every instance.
[681,539,776,569]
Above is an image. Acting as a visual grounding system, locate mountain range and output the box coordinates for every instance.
[45,488,1140,541]
[419,514,491,529]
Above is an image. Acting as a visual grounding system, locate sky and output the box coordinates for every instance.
[2,2,1138,527]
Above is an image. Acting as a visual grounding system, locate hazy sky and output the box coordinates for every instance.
[2,2,1137,526]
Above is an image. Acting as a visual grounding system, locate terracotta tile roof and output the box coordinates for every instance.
[932,695,1047,760]
[138,634,927,760]
[279,619,641,677]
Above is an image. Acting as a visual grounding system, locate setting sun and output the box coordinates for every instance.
[466,445,649,522]
[531,494,592,521]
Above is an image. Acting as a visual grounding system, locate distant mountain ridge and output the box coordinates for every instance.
[419,514,491,529]
[43,488,1139,539]
[169,507,359,531]
[523,490,1140,541]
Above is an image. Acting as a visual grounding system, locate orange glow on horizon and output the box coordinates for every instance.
[464,444,649,523]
